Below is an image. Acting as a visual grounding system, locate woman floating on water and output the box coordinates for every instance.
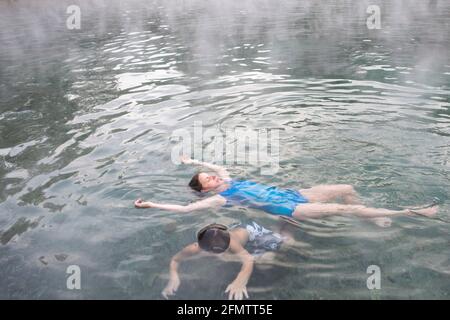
[134,156,439,227]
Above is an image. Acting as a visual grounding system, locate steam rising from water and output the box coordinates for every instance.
[1,1,449,87]
[0,0,449,299]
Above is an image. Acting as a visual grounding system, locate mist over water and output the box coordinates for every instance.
[0,0,449,299]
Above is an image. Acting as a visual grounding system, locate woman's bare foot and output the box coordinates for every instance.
[370,217,392,228]
[408,205,439,217]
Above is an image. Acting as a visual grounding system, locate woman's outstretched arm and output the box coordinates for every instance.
[181,155,231,180]
[134,194,226,212]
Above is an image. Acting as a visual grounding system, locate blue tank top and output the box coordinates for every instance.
[219,180,308,217]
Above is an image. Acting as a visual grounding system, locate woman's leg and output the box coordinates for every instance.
[299,184,393,227]
[299,184,361,204]
[292,203,438,220]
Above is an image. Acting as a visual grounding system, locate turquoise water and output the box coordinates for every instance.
[0,0,449,299]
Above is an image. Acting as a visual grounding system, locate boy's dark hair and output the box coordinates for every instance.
[197,223,230,253]
[189,173,203,192]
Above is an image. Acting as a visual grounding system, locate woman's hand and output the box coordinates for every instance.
[162,275,181,299]
[180,155,194,165]
[134,199,154,208]
[225,280,249,300]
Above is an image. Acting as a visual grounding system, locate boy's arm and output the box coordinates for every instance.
[226,239,255,300]
[162,243,201,299]
[134,195,226,212]
[181,155,231,180]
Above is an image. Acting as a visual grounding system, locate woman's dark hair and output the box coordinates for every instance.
[189,173,203,192]
[197,223,230,253]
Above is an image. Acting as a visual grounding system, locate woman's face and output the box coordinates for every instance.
[198,172,223,191]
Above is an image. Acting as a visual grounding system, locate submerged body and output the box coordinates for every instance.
[231,221,285,255]
[162,221,288,300]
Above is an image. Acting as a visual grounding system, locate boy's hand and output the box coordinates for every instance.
[162,275,180,299]
[134,199,153,208]
[180,155,194,165]
[225,280,249,300]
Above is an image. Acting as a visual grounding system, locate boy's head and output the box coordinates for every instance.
[197,223,230,253]
[189,172,222,192]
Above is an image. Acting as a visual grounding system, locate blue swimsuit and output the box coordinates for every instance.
[219,180,308,217]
